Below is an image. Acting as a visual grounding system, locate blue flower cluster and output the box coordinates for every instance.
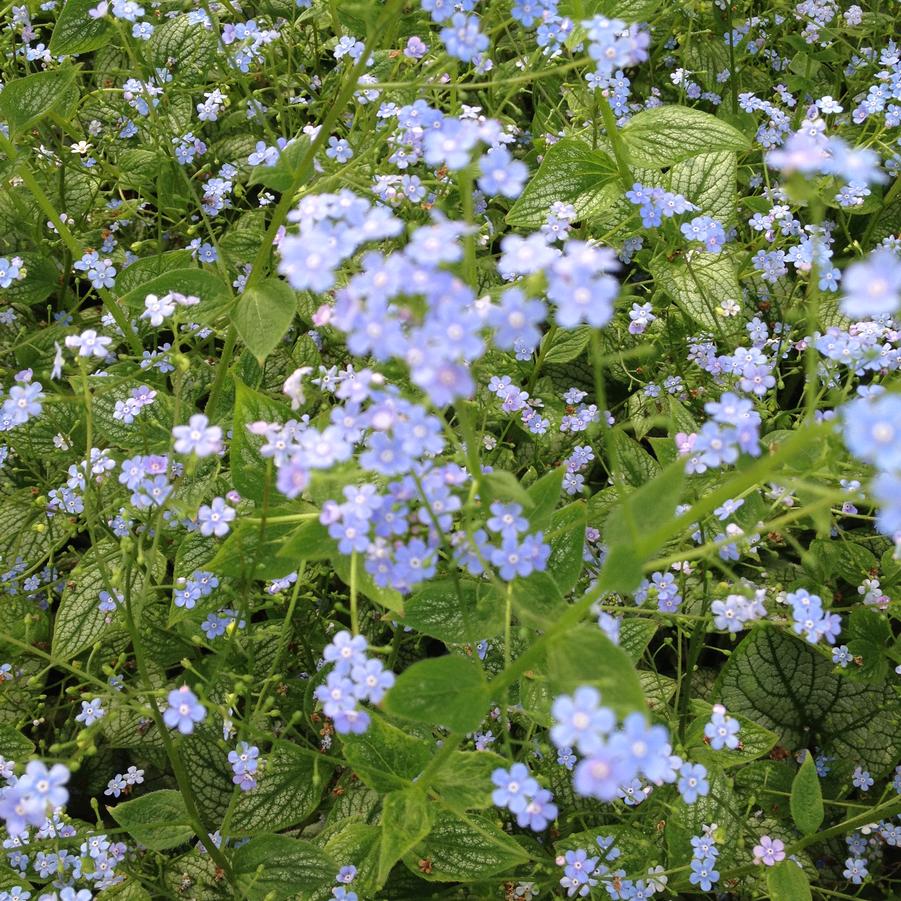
[314,631,395,734]
[490,763,558,831]
[688,827,720,891]
[785,588,842,646]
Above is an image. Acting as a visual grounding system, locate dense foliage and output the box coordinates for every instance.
[0,0,900,898]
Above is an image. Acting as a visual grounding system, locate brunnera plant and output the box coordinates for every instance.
[0,0,899,898]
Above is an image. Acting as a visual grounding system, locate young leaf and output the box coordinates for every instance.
[526,466,565,530]
[790,752,824,835]
[108,790,194,851]
[341,714,432,792]
[383,655,489,733]
[230,279,297,364]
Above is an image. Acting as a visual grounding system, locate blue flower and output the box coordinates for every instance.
[678,763,710,804]
[163,685,206,734]
[840,249,901,318]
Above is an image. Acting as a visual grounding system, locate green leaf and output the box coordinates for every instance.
[383,656,488,733]
[231,740,332,837]
[108,790,194,851]
[807,538,877,585]
[506,138,618,227]
[231,378,292,503]
[0,724,34,759]
[612,430,661,487]
[540,326,592,364]
[52,543,143,661]
[401,579,504,644]
[845,607,892,682]
[545,502,587,594]
[512,571,566,628]
[620,105,750,167]
[547,625,648,718]
[0,67,77,136]
[50,0,112,55]
[599,460,685,593]
[118,268,231,323]
[250,135,313,193]
[147,15,217,82]
[333,551,405,614]
[232,834,335,900]
[790,751,824,836]
[767,861,813,901]
[717,626,901,777]
[378,789,435,885]
[649,253,744,335]
[403,810,529,881]
[668,151,738,225]
[341,714,431,792]
[277,518,337,564]
[526,467,565,530]
[482,469,534,508]
[230,279,297,364]
[432,750,506,809]
[206,515,307,584]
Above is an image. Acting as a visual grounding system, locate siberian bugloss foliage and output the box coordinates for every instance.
[0,0,900,898]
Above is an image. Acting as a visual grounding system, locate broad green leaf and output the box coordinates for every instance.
[717,626,900,777]
[118,268,231,323]
[526,467,565,530]
[621,105,750,167]
[0,67,76,135]
[845,607,892,682]
[206,514,308,585]
[401,579,505,644]
[512,571,566,628]
[649,253,744,335]
[341,714,431,792]
[432,750,507,809]
[612,430,661,487]
[790,751,824,836]
[148,16,217,82]
[599,460,685,593]
[231,279,297,364]
[540,326,592,364]
[807,538,877,585]
[333,551,405,614]
[403,810,529,881]
[320,822,380,895]
[545,502,587,594]
[0,724,34,759]
[180,731,233,824]
[108,790,194,851]
[546,625,648,717]
[115,250,195,296]
[378,789,435,885]
[250,135,313,193]
[482,469,534,508]
[277,518,337,564]
[383,656,488,733]
[52,543,144,661]
[668,151,738,225]
[231,378,291,503]
[619,618,658,661]
[50,0,112,56]
[506,138,618,227]
[230,740,332,837]
[232,834,336,900]
[767,861,813,901]
[0,253,59,306]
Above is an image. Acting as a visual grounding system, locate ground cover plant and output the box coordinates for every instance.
[0,0,900,897]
